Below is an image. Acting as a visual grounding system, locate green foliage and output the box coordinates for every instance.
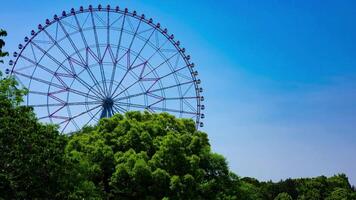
[274,192,293,200]
[64,111,242,199]
[0,73,68,199]
[239,174,356,200]
[0,29,9,63]
[325,188,356,200]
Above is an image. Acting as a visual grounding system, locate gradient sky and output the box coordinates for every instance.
[1,0,356,184]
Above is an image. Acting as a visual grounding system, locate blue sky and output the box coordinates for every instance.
[1,0,356,184]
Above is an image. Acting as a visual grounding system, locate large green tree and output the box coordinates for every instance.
[0,30,69,199]
[65,111,243,199]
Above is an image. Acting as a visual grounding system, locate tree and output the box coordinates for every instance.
[274,192,293,200]
[65,111,243,199]
[0,30,69,199]
[0,29,9,63]
[240,175,356,200]
[325,188,356,200]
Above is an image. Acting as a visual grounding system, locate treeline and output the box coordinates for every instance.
[1,30,356,199]
[240,175,356,200]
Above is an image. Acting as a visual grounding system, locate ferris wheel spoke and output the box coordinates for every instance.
[127,17,142,51]
[150,106,197,115]
[90,11,108,96]
[58,104,102,126]
[29,84,101,100]
[112,62,188,100]
[109,13,127,95]
[28,86,100,102]
[42,29,75,64]
[151,80,195,93]
[112,105,121,114]
[67,88,102,101]
[29,40,76,78]
[110,51,133,98]
[116,102,146,109]
[113,80,194,102]
[111,59,147,98]
[94,12,106,26]
[12,70,65,90]
[109,47,129,94]
[29,43,39,64]
[108,49,119,95]
[114,18,145,94]
[106,10,110,45]
[57,20,86,63]
[144,36,171,64]
[110,14,123,27]
[111,51,179,99]
[71,50,106,97]
[127,52,181,96]
[18,54,100,98]
[37,31,103,98]
[84,106,103,127]
[182,82,194,97]
[61,20,79,31]
[145,64,189,92]
[151,64,188,83]
[144,51,180,78]
[55,20,107,97]
[29,100,102,108]
[129,28,156,72]
[68,73,104,99]
[148,99,164,107]
[115,13,126,60]
[61,120,71,133]
[115,102,197,115]
[73,15,107,97]
[74,14,89,48]
[114,91,147,101]
[113,103,128,113]
[56,83,98,100]
[183,99,197,112]
[18,54,56,75]
[72,119,81,131]
[164,96,198,101]
[117,34,171,91]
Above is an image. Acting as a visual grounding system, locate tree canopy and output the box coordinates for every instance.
[63,111,242,199]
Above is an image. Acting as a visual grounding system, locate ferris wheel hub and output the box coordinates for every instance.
[102,97,114,107]
[100,98,115,118]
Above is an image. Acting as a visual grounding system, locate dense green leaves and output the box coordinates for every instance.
[0,72,68,199]
[0,29,9,63]
[274,193,292,200]
[64,111,240,199]
[239,174,356,200]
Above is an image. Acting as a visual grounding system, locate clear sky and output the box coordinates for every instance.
[1,0,356,184]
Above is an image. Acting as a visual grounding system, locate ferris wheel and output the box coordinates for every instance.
[7,5,205,133]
